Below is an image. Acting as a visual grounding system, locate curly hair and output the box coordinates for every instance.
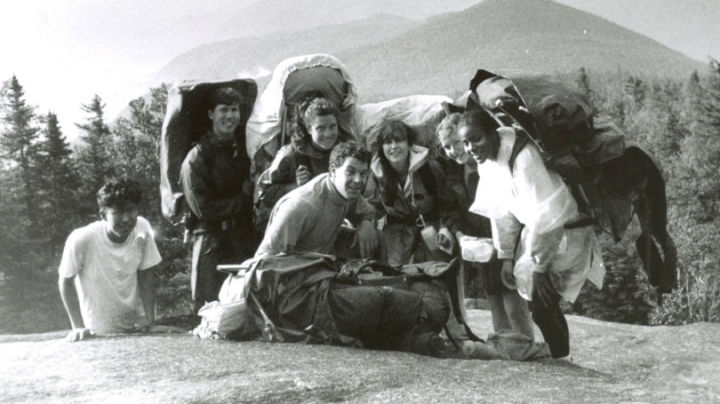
[290,95,340,150]
[368,119,415,206]
[207,87,243,111]
[329,141,371,169]
[97,178,142,213]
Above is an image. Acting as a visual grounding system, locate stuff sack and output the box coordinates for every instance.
[159,78,257,221]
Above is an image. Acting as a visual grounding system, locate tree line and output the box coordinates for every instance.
[1,59,719,326]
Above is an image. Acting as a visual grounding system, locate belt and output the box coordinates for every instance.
[386,213,439,226]
[193,219,236,233]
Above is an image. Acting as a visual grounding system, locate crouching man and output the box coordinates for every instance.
[254,142,447,355]
[255,141,383,261]
[58,178,162,342]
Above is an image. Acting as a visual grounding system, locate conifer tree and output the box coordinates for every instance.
[0,75,42,235]
[75,94,113,217]
[575,67,598,117]
[111,85,168,223]
[38,112,80,241]
[653,58,720,324]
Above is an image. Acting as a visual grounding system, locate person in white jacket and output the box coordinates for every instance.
[457,109,605,359]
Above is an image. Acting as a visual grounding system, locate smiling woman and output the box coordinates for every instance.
[254,95,349,232]
[365,119,453,267]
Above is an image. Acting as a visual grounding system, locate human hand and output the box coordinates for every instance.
[353,220,378,259]
[436,229,454,253]
[500,259,517,290]
[66,328,95,342]
[532,271,555,307]
[296,165,311,186]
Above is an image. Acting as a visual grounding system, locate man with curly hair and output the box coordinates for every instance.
[254,95,352,232]
[58,178,162,341]
[256,141,381,259]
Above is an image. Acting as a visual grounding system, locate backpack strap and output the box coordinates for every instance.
[192,137,217,173]
[508,131,530,175]
[184,137,217,229]
[441,258,484,344]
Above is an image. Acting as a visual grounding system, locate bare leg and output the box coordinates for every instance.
[503,290,535,342]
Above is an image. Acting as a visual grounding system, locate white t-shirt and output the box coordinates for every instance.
[58,217,162,333]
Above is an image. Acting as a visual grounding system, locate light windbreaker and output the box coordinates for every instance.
[469,128,605,302]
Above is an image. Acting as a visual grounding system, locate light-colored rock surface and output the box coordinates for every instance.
[1,310,718,404]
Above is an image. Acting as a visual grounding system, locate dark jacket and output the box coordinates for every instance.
[256,143,332,213]
[180,134,253,232]
[440,157,492,239]
[366,145,453,227]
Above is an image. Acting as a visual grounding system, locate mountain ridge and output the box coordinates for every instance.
[153,0,706,100]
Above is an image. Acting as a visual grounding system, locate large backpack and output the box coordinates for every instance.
[246,54,360,182]
[464,70,629,224]
[248,55,360,232]
[467,69,626,182]
[159,78,257,223]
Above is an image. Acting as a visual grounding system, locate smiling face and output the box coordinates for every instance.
[102,203,139,243]
[329,156,370,200]
[440,130,470,165]
[457,123,499,164]
[382,136,410,170]
[208,103,241,142]
[308,114,339,151]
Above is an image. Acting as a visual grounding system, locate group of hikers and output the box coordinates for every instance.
[58,55,608,362]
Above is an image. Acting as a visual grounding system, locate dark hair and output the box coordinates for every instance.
[329,141,371,169]
[457,109,500,135]
[366,119,415,155]
[97,178,142,213]
[368,119,415,205]
[207,87,243,111]
[291,95,340,150]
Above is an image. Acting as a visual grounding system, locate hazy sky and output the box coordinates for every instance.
[2,0,718,143]
[0,0,223,142]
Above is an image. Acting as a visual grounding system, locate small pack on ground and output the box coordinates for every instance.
[159,78,257,223]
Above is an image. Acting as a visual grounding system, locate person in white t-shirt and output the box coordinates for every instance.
[58,178,162,342]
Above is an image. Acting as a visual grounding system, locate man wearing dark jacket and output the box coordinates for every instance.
[180,87,257,313]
